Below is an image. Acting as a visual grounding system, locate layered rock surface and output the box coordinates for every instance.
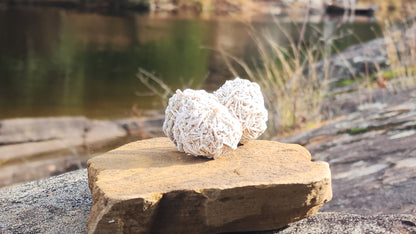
[278,212,416,233]
[281,88,416,215]
[0,115,165,187]
[87,137,332,233]
[2,169,416,233]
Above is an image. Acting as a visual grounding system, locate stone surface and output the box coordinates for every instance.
[1,169,415,233]
[308,22,416,120]
[0,117,88,145]
[0,116,165,187]
[310,37,388,86]
[85,120,127,147]
[114,115,165,139]
[311,21,416,90]
[2,24,416,233]
[0,154,87,188]
[87,137,332,233]
[278,212,416,234]
[0,138,84,164]
[280,88,416,215]
[0,169,91,234]
[0,117,128,148]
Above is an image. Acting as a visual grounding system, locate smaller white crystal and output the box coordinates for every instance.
[163,89,242,159]
[214,77,268,144]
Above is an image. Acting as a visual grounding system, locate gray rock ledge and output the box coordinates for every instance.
[0,169,91,233]
[1,169,415,233]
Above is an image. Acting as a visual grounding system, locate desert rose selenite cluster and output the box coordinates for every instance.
[163,77,268,159]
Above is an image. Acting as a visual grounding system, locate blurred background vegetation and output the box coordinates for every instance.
[0,0,393,119]
[1,0,416,185]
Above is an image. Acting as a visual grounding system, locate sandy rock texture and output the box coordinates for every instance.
[1,169,415,234]
[87,137,331,233]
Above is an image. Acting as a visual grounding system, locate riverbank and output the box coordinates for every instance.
[1,84,415,232]
[1,18,415,187]
[276,19,416,215]
[1,77,415,233]
[1,15,416,232]
[1,0,412,20]
[0,114,164,187]
[280,87,416,215]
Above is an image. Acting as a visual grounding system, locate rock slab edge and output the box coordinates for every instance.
[87,137,332,233]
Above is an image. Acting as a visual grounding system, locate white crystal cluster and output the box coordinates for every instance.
[163,78,268,159]
[214,78,268,144]
[163,89,242,158]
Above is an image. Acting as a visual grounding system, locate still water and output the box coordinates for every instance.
[0,7,382,119]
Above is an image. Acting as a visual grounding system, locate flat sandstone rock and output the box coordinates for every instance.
[87,137,332,233]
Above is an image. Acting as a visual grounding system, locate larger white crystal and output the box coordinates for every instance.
[163,89,242,159]
[214,78,268,144]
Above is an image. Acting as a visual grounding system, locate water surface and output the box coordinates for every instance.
[0,8,382,119]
